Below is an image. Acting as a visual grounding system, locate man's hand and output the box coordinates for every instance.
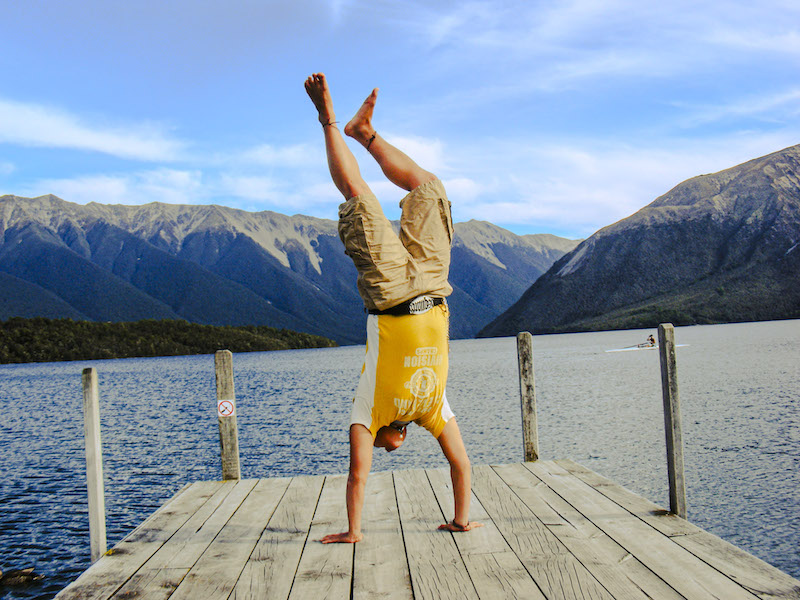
[320,531,364,544]
[438,521,483,532]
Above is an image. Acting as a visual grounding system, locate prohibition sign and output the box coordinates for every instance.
[217,399,235,417]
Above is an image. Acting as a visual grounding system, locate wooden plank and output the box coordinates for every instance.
[554,460,697,537]
[493,462,682,600]
[56,480,225,600]
[111,479,255,599]
[169,478,286,600]
[231,475,324,600]
[394,468,479,600]
[288,474,353,600]
[525,461,761,600]
[671,533,800,600]
[110,567,188,600]
[470,465,565,558]
[428,467,548,599]
[558,459,800,600]
[143,479,248,569]
[58,463,800,600]
[462,552,548,600]
[426,467,501,554]
[471,464,614,600]
[426,467,491,521]
[353,470,413,600]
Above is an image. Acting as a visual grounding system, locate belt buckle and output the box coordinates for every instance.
[408,295,434,315]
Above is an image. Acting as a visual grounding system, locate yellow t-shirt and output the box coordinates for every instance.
[351,303,453,438]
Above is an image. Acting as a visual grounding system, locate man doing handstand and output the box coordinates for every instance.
[304,73,481,543]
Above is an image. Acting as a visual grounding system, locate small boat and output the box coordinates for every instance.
[605,343,688,353]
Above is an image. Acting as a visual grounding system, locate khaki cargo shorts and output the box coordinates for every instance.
[338,178,454,312]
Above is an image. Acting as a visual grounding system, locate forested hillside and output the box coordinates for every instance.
[0,318,336,364]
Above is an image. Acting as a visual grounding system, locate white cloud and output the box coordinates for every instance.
[219,174,282,201]
[382,133,448,173]
[0,161,15,176]
[136,169,204,204]
[706,11,800,55]
[26,169,204,205]
[4,0,798,237]
[328,0,355,25]
[301,181,345,206]
[16,129,798,237]
[239,143,321,167]
[425,2,498,48]
[675,88,800,126]
[441,177,482,204]
[401,0,800,119]
[437,130,800,237]
[0,98,185,161]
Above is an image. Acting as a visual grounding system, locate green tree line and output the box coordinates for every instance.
[0,318,337,364]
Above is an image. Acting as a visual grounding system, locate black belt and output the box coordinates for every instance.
[368,296,444,316]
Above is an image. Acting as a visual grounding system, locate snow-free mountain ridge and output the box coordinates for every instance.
[0,195,579,343]
[481,144,800,336]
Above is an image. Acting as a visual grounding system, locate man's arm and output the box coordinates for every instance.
[436,418,483,532]
[320,424,374,543]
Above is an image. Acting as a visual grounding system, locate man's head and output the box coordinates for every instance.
[374,423,407,452]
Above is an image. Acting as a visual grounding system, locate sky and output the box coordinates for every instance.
[1,0,798,239]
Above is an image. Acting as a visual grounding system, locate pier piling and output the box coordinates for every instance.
[81,367,107,563]
[214,350,241,480]
[517,331,539,462]
[658,323,687,518]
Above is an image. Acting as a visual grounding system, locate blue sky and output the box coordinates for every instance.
[1,0,798,239]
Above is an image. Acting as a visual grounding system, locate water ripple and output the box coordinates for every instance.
[0,321,798,599]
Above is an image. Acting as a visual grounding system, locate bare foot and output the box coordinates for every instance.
[344,88,378,146]
[437,521,484,533]
[319,531,363,544]
[304,73,336,125]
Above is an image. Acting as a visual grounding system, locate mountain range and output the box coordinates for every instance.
[0,195,578,344]
[480,144,800,336]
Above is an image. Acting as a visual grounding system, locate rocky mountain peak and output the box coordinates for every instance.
[0,193,577,342]
[481,143,800,337]
[453,220,581,270]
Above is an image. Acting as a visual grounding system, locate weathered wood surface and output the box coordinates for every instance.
[517,331,539,462]
[56,461,800,600]
[658,322,687,518]
[81,367,107,564]
[214,349,241,480]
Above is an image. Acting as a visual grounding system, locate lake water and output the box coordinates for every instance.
[1,320,798,599]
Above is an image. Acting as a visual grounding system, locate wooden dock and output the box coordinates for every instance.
[55,459,800,600]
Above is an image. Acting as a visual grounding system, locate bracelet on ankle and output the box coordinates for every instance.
[322,119,339,128]
[450,519,469,531]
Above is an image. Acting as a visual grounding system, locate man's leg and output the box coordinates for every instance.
[344,89,437,192]
[343,87,453,298]
[305,73,372,200]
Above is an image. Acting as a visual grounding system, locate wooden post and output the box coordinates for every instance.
[517,331,539,462]
[215,350,241,480]
[81,367,107,563]
[658,323,687,519]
